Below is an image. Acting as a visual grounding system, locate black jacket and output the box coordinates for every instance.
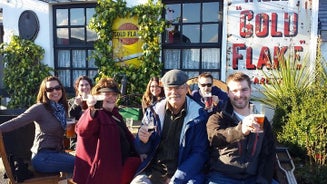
[206,100,276,183]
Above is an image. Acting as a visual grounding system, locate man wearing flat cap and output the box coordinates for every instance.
[131,69,209,184]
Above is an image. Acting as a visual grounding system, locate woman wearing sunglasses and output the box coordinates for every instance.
[0,76,75,174]
[191,72,228,114]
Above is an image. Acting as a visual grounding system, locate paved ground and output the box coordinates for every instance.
[0,159,8,184]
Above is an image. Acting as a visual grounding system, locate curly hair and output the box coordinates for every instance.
[73,76,93,96]
[91,77,120,95]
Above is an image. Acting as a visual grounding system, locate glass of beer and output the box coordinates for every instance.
[126,118,134,131]
[250,104,265,133]
[66,117,76,138]
[253,114,265,133]
[80,93,88,110]
[203,92,213,112]
[94,94,105,110]
[144,117,156,132]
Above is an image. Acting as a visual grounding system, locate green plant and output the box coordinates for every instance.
[281,43,327,165]
[253,54,313,133]
[283,82,327,162]
[295,159,327,184]
[0,35,53,108]
[255,40,327,183]
[88,0,166,96]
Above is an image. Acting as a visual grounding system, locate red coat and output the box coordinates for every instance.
[72,107,139,184]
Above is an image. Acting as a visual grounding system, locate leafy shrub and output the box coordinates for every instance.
[0,35,53,108]
[89,0,166,96]
[280,83,327,165]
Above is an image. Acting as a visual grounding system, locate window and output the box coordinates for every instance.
[318,1,327,42]
[162,0,223,79]
[53,4,97,93]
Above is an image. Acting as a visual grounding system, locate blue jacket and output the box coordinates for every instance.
[191,86,228,113]
[134,97,209,183]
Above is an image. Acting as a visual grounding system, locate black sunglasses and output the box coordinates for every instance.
[46,85,62,92]
[200,83,212,87]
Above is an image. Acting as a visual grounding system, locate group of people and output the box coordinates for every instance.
[132,70,276,184]
[0,69,276,184]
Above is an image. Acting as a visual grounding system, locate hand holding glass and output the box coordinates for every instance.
[126,118,134,131]
[86,94,105,110]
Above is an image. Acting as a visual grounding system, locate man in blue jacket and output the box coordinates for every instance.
[131,69,209,184]
[191,72,228,114]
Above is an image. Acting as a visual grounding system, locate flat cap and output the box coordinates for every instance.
[161,69,188,87]
[98,87,120,94]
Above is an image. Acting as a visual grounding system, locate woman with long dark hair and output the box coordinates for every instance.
[141,77,165,113]
[0,76,75,174]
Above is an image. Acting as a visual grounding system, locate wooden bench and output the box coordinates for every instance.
[0,111,65,184]
[275,147,297,184]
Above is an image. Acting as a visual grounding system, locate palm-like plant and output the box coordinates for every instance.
[253,41,327,182]
[252,53,314,133]
[255,54,313,109]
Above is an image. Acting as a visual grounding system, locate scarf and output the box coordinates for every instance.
[50,101,66,129]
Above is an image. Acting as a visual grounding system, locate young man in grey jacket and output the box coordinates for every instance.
[206,72,276,184]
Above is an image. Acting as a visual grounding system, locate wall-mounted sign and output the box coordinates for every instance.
[226,0,317,85]
[112,17,143,66]
[18,10,39,41]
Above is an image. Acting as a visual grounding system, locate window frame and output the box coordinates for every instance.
[161,0,224,79]
[53,3,97,94]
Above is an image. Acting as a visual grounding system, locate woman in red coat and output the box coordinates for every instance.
[73,77,140,184]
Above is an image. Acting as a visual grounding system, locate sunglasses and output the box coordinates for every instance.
[200,83,212,87]
[46,85,62,92]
